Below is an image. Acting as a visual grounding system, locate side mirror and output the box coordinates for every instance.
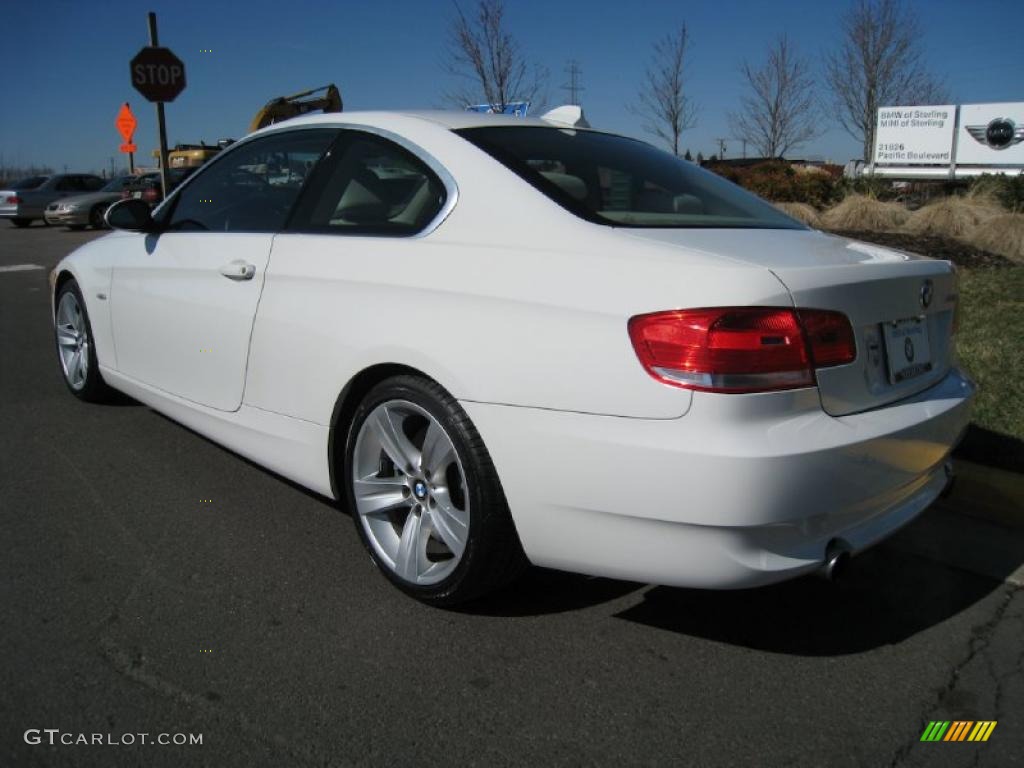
[105,198,154,232]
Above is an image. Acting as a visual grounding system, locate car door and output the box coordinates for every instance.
[110,128,338,411]
[243,129,453,422]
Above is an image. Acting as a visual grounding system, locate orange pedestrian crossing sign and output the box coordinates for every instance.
[115,103,137,146]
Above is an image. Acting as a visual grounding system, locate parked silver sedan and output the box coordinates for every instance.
[44,175,141,230]
[1,173,105,227]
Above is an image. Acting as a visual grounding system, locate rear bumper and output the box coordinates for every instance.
[463,368,974,588]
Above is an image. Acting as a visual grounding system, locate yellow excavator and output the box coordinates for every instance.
[152,84,344,170]
[248,84,343,133]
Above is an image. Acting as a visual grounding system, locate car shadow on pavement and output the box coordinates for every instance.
[955,423,1024,475]
[96,390,143,407]
[462,568,645,616]
[612,544,1010,656]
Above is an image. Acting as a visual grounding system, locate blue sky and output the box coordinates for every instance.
[1,0,1021,173]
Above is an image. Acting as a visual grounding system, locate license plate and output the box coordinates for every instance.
[883,316,932,384]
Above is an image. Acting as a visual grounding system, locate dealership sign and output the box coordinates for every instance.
[872,102,1024,176]
[466,102,530,116]
[874,105,955,164]
[956,103,1024,165]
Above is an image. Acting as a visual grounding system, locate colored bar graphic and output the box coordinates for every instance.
[920,720,997,742]
[921,721,950,741]
[945,721,972,741]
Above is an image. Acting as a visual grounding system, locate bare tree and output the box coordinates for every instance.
[826,0,949,161]
[730,36,822,159]
[632,25,698,155]
[443,0,547,112]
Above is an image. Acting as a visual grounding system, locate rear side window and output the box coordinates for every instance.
[456,126,802,230]
[81,176,105,191]
[162,129,336,233]
[288,132,447,236]
[11,176,48,190]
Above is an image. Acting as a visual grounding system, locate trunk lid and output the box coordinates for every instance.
[619,228,958,416]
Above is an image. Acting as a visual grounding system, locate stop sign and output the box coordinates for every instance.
[130,46,186,102]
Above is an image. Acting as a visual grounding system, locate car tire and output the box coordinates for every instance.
[11,218,31,228]
[54,279,114,402]
[344,375,526,606]
[89,205,107,229]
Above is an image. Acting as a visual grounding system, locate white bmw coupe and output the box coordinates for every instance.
[51,109,974,604]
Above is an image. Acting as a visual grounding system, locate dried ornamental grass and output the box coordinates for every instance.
[773,202,821,227]
[902,196,1002,239]
[961,213,1024,264]
[820,194,910,232]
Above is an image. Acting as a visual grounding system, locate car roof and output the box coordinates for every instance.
[250,109,599,136]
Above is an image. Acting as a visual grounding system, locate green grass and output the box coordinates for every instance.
[957,266,1024,441]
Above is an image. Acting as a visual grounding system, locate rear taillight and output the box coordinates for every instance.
[143,187,159,202]
[628,307,856,393]
[121,190,131,199]
[6,195,20,204]
[798,309,857,367]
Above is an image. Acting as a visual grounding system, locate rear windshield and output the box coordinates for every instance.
[455,127,803,230]
[10,176,49,190]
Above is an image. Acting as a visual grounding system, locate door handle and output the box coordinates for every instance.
[219,260,256,281]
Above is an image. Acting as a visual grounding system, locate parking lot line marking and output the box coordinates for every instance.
[0,263,45,273]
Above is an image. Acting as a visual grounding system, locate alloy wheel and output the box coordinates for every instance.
[55,291,89,390]
[352,399,470,586]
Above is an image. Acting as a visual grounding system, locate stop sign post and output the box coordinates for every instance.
[129,13,186,198]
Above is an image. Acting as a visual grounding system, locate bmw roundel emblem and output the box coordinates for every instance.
[920,279,933,310]
[413,481,427,499]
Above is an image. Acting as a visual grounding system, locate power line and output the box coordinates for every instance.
[561,59,584,105]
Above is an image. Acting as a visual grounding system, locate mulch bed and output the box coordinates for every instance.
[827,230,1016,269]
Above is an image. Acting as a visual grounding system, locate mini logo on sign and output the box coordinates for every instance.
[905,337,915,362]
[965,118,1024,150]
[920,279,933,309]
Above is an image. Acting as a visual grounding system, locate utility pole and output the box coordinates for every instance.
[561,59,584,105]
[147,12,171,199]
[715,138,727,159]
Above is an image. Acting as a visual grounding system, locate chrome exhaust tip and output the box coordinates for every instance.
[817,539,852,582]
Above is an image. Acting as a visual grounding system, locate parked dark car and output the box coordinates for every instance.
[1,174,105,227]
[44,175,139,230]
[121,168,198,208]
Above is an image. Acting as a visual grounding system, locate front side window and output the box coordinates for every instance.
[162,129,336,232]
[289,132,447,236]
[456,126,803,230]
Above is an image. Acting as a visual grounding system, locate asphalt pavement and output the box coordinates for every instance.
[1,221,1022,767]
